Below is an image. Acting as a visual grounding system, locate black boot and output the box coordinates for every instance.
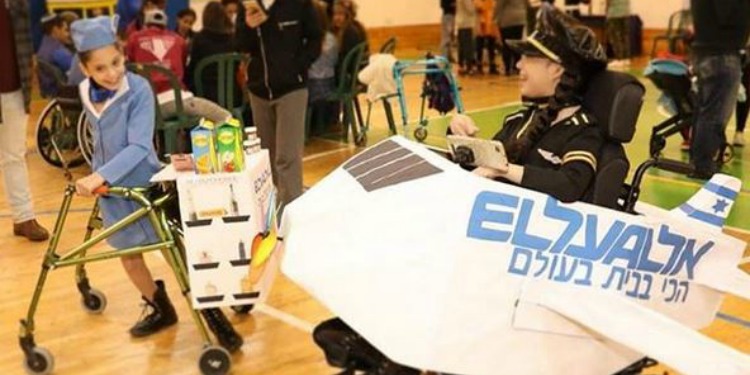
[313,318,388,372]
[201,308,244,353]
[129,280,178,337]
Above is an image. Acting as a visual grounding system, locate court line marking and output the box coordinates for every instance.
[255,303,315,333]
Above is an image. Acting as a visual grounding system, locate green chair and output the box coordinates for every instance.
[650,10,692,58]
[308,42,368,145]
[193,53,250,125]
[127,62,200,158]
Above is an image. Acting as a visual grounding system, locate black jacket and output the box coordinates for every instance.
[441,0,456,15]
[691,0,750,55]
[187,29,241,106]
[493,107,603,203]
[236,0,323,100]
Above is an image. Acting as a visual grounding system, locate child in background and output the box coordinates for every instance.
[71,15,242,351]
[456,0,479,75]
[175,8,197,49]
[476,0,500,75]
[308,0,339,135]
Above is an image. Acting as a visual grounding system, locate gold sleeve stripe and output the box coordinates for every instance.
[562,152,597,171]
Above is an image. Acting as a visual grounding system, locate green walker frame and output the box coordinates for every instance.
[18,185,233,375]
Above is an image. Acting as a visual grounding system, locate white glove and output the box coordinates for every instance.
[449,114,479,137]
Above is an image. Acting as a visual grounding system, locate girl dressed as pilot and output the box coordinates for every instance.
[70,16,242,351]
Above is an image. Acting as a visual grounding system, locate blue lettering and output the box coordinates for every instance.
[565,216,625,261]
[511,199,552,251]
[670,239,714,279]
[467,191,519,242]
[604,225,647,269]
[635,229,663,273]
[657,225,686,275]
[544,197,583,253]
[509,248,533,275]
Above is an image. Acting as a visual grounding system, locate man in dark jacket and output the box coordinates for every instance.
[236,0,322,209]
[0,0,49,241]
[440,0,456,62]
[689,0,750,179]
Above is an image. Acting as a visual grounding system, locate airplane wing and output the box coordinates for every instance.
[669,174,740,232]
[523,281,750,375]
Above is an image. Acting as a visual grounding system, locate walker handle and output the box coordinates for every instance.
[93,186,110,195]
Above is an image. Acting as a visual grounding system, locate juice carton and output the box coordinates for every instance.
[216,118,244,172]
[190,119,217,174]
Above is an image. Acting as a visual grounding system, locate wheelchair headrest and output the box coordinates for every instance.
[583,70,645,143]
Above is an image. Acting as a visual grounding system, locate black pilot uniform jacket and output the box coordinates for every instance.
[493,106,604,203]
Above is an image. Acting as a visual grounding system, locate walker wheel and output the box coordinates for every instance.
[198,346,232,375]
[81,288,107,314]
[414,127,428,142]
[722,145,735,163]
[23,347,54,375]
[231,304,254,315]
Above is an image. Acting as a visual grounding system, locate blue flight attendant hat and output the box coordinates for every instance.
[71,15,119,53]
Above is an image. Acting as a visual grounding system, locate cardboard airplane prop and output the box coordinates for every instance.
[280,136,750,375]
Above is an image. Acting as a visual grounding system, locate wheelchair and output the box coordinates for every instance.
[35,60,93,169]
[316,70,672,375]
[19,183,240,375]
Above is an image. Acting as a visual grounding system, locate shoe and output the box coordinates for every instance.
[13,219,49,242]
[201,308,243,353]
[734,132,745,147]
[489,66,500,75]
[129,280,178,337]
[313,318,382,371]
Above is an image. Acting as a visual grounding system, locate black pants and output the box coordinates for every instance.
[476,35,498,70]
[737,58,750,133]
[500,25,524,74]
[457,28,475,69]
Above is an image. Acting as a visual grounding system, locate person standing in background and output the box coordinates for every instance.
[476,0,499,74]
[236,0,323,210]
[440,0,457,63]
[734,42,750,147]
[0,0,50,242]
[689,0,750,179]
[495,0,526,76]
[456,0,479,75]
[605,0,631,69]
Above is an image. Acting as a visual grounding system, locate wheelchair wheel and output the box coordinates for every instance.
[76,113,94,167]
[35,99,85,168]
[414,127,428,142]
[198,346,231,375]
[23,346,54,375]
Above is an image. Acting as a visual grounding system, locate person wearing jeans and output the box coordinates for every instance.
[0,0,49,242]
[236,0,322,210]
[689,0,750,179]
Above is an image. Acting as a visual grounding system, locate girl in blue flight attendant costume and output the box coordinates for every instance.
[70,16,243,351]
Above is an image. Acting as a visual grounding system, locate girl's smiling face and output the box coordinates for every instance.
[80,45,126,91]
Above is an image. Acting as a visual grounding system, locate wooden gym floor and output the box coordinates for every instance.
[1,56,749,374]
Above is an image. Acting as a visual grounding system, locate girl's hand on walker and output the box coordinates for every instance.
[75,173,106,197]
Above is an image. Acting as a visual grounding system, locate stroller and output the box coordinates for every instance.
[642,58,734,177]
[360,54,464,144]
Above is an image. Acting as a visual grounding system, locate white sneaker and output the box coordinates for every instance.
[734,132,745,147]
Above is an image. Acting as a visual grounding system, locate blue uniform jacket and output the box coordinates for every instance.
[37,35,74,96]
[79,72,162,249]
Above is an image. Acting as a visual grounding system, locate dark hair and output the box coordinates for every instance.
[177,8,197,20]
[42,16,66,35]
[503,69,585,163]
[313,0,330,32]
[202,2,234,34]
[221,0,239,6]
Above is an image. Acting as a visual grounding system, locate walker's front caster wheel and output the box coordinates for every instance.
[231,304,254,315]
[414,127,428,142]
[23,347,54,375]
[199,346,232,375]
[81,288,107,314]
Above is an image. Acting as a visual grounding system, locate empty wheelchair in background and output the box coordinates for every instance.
[35,60,92,170]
